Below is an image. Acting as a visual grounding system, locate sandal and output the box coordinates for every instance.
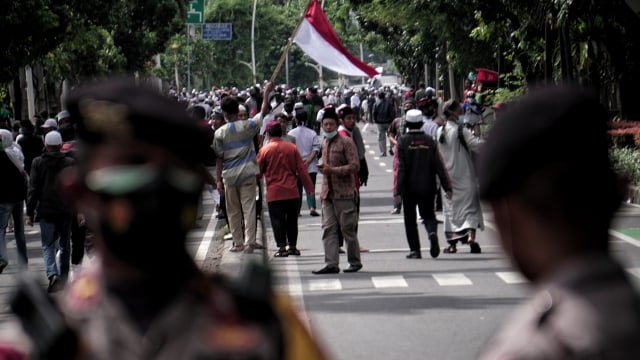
[229,245,245,252]
[287,248,301,256]
[443,245,457,254]
[274,248,289,257]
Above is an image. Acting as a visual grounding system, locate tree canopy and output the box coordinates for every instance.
[2,0,640,118]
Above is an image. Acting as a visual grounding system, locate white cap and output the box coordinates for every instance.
[41,118,58,129]
[405,109,424,123]
[56,110,70,120]
[44,130,63,146]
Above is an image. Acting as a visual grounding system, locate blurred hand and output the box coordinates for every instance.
[77,213,86,227]
[445,190,452,200]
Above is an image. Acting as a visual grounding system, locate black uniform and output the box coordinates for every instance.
[395,129,451,254]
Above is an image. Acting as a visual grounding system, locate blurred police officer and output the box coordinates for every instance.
[477,85,640,359]
[1,78,327,359]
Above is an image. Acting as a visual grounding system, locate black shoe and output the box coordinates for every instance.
[429,233,440,258]
[47,275,61,293]
[470,242,482,254]
[312,266,340,275]
[343,264,363,273]
[389,148,394,156]
[380,152,387,157]
[0,260,7,274]
[406,251,422,259]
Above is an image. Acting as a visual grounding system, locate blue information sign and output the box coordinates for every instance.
[202,23,233,41]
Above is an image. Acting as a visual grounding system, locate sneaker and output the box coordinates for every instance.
[339,247,346,254]
[470,242,482,254]
[390,208,401,215]
[47,275,61,293]
[0,260,7,274]
[223,233,233,240]
[309,209,320,217]
[380,152,387,157]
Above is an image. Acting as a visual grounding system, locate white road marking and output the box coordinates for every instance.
[309,279,342,291]
[496,271,527,284]
[373,157,380,160]
[194,214,217,263]
[609,230,640,248]
[627,268,640,279]
[368,150,375,154]
[385,169,393,173]
[372,276,408,288]
[432,273,472,286]
[379,162,386,167]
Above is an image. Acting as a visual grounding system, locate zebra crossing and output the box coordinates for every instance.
[274,268,640,293]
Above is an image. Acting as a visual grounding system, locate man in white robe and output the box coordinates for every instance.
[435,99,484,253]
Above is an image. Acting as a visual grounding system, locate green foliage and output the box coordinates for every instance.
[0,0,183,84]
[611,147,640,186]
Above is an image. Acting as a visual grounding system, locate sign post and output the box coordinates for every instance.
[187,0,204,24]
[202,23,233,41]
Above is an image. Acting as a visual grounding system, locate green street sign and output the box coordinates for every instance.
[187,0,204,24]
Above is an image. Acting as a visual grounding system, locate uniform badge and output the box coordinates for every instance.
[78,99,133,138]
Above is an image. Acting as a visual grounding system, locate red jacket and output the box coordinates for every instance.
[257,138,314,202]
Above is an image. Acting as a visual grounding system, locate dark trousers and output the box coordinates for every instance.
[256,181,263,219]
[267,198,299,249]
[402,192,438,252]
[70,213,86,265]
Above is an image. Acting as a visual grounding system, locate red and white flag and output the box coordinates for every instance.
[293,0,379,78]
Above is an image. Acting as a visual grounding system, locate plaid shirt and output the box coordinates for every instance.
[320,135,359,200]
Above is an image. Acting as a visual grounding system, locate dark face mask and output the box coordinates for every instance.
[86,166,202,270]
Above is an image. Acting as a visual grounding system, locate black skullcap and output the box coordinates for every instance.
[478,85,612,201]
[65,77,209,165]
[338,106,354,119]
[321,106,338,122]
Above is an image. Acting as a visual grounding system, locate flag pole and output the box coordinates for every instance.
[269,0,312,83]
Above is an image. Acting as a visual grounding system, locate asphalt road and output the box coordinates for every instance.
[1,122,639,359]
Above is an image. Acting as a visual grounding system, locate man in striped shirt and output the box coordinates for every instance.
[214,96,263,253]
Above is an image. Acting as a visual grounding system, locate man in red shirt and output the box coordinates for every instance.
[257,120,315,257]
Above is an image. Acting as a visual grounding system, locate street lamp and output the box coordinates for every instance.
[237,50,256,86]
[238,60,256,85]
[305,62,323,91]
[171,43,180,91]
